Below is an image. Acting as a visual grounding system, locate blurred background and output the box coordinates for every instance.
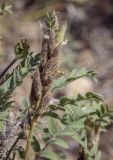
[0,0,113,159]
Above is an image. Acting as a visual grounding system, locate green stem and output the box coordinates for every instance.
[24,118,36,160]
[24,93,42,160]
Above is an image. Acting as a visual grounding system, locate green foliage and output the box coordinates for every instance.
[45,11,67,47]
[40,150,61,160]
[0,10,112,160]
[31,136,41,153]
[0,38,40,141]
[0,52,40,96]
[0,2,12,15]
[18,146,25,159]
[45,11,57,29]
[36,91,112,160]
[0,52,40,112]
[0,52,40,134]
[17,96,30,121]
[51,138,69,149]
[14,39,30,59]
[0,111,8,131]
[52,68,97,90]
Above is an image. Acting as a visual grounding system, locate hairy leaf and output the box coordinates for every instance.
[0,53,40,96]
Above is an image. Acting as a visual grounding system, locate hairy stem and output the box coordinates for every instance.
[24,94,42,160]
[24,11,64,160]
[0,58,16,81]
[24,118,36,160]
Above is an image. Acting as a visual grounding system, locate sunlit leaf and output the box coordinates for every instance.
[51,138,69,149]
[40,150,60,160]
